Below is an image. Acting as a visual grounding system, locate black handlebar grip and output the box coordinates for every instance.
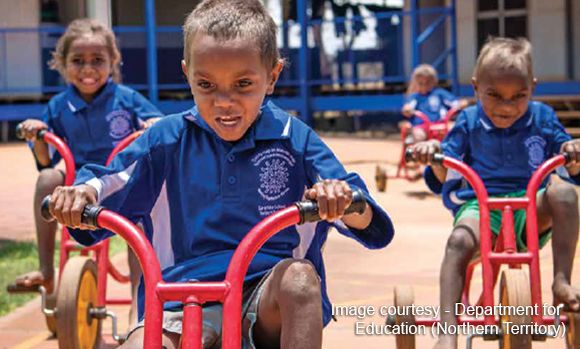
[297,188,367,224]
[15,124,24,140]
[40,195,54,222]
[563,152,572,164]
[404,148,415,163]
[432,153,445,165]
[40,195,102,228]
[404,148,444,165]
[15,124,47,140]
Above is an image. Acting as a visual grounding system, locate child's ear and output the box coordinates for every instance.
[266,60,284,95]
[181,60,189,79]
[531,77,537,92]
[471,77,478,94]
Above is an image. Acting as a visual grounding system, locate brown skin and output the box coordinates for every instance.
[409,72,580,349]
[49,33,374,349]
[11,34,114,293]
[14,34,150,323]
[64,34,115,103]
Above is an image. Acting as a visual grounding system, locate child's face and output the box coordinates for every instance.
[65,34,112,102]
[416,75,435,95]
[183,34,282,142]
[473,71,534,129]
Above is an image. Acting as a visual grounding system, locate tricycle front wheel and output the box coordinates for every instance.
[499,269,532,349]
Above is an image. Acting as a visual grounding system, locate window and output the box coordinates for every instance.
[477,0,527,52]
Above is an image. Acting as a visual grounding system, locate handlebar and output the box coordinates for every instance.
[404,148,571,197]
[40,188,368,228]
[40,195,101,227]
[15,123,46,141]
[404,147,444,165]
[296,188,366,224]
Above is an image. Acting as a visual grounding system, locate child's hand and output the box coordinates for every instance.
[561,140,580,176]
[305,179,354,222]
[18,119,48,141]
[408,140,442,166]
[49,184,98,230]
[141,117,162,129]
[402,104,415,117]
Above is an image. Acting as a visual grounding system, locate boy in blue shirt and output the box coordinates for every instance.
[47,1,394,348]
[13,18,162,324]
[409,37,580,349]
[401,64,468,145]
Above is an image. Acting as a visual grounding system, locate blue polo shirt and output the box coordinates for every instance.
[69,100,394,324]
[405,87,459,125]
[424,101,580,215]
[36,80,162,170]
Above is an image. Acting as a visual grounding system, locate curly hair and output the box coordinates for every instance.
[49,18,122,82]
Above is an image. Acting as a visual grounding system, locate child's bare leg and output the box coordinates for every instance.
[434,218,479,349]
[119,327,180,349]
[14,169,63,294]
[411,127,428,143]
[128,246,142,325]
[537,181,580,310]
[253,259,322,349]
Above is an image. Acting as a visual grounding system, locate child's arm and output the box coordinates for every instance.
[304,179,372,230]
[303,129,394,248]
[19,119,51,167]
[48,128,169,245]
[546,108,580,183]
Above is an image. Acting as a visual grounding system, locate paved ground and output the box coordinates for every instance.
[0,137,579,348]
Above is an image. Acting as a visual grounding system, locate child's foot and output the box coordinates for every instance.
[433,334,457,349]
[552,278,580,312]
[7,271,54,294]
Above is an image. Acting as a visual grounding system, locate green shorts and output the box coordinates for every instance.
[453,189,552,252]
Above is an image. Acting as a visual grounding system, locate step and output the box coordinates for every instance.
[557,111,580,119]
[565,127,580,137]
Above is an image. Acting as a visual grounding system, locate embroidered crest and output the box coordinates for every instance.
[252,148,296,201]
[428,95,440,112]
[524,135,546,168]
[106,109,133,140]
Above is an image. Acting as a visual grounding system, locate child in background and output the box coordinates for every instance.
[409,37,580,349]
[46,1,395,348]
[11,18,162,324]
[401,64,468,145]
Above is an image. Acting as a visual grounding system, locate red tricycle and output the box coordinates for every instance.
[388,149,580,349]
[375,107,460,192]
[40,187,367,348]
[9,125,143,348]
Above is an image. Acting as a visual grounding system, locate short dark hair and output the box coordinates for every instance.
[183,0,280,70]
[474,37,533,83]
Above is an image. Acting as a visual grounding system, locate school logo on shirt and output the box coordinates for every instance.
[428,95,440,112]
[106,109,133,140]
[252,147,296,202]
[524,136,546,168]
